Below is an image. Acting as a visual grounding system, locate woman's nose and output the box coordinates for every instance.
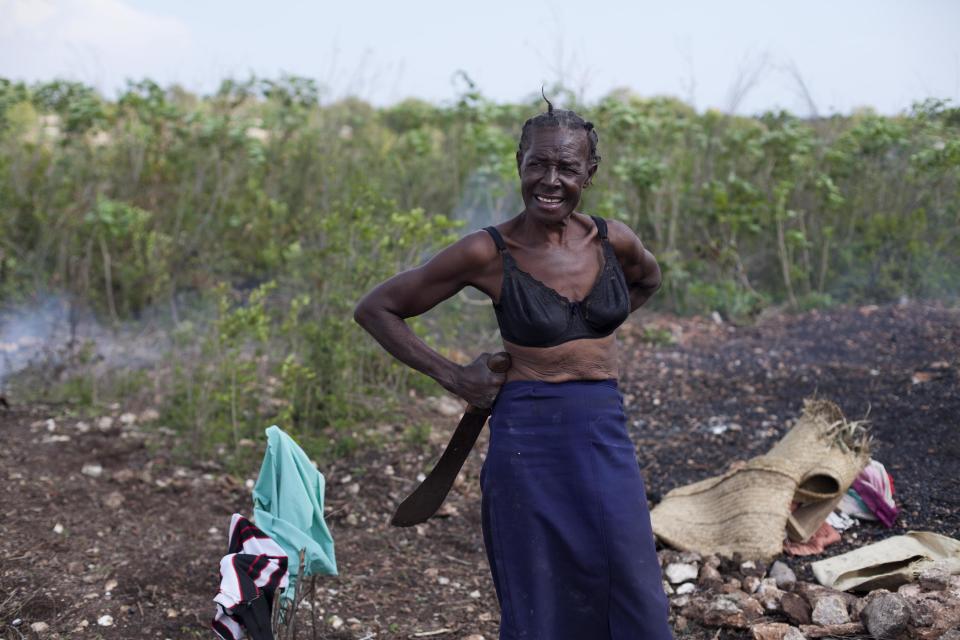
[543,166,560,184]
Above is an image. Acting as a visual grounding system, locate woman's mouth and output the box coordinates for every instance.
[535,195,564,205]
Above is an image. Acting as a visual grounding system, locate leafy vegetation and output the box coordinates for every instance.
[1,76,957,461]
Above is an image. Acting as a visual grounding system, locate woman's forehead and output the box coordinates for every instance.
[524,126,590,158]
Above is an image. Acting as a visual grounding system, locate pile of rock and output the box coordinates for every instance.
[658,550,960,639]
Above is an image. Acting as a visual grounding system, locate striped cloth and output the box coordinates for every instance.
[212,513,289,640]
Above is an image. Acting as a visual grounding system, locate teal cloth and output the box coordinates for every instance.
[253,426,337,581]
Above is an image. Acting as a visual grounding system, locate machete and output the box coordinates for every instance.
[391,351,511,527]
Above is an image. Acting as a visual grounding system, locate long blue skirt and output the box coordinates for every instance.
[480,379,673,640]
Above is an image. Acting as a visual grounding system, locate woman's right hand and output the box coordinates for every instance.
[450,352,510,409]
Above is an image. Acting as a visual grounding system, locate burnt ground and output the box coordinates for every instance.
[1,302,958,640]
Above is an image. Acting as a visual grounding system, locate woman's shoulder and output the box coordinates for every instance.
[447,227,502,269]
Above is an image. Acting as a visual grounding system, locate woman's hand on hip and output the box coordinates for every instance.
[450,352,508,409]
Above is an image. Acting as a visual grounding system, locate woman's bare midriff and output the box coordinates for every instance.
[502,333,619,383]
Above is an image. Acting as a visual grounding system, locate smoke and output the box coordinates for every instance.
[0,295,167,393]
[0,296,69,387]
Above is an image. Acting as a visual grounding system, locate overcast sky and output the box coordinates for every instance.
[2,0,958,115]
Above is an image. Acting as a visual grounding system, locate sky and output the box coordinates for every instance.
[2,0,959,115]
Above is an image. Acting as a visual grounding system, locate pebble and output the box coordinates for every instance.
[469,590,481,598]
[769,560,797,590]
[30,622,49,633]
[119,412,137,425]
[97,614,114,626]
[665,562,699,584]
[811,594,849,625]
[783,628,806,640]
[860,592,910,639]
[328,615,343,629]
[676,582,696,595]
[97,416,113,431]
[53,523,64,534]
[104,579,118,592]
[82,463,103,478]
[104,491,125,509]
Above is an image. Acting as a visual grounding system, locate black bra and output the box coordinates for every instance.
[484,216,631,348]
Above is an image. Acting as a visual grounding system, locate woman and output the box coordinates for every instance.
[354,100,672,639]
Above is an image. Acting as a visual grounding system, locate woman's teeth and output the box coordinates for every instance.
[536,195,563,204]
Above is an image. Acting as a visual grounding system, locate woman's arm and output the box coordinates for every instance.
[353,230,506,408]
[607,219,662,312]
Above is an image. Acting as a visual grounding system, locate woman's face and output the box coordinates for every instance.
[517,126,596,225]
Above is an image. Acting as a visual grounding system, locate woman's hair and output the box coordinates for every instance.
[518,90,601,166]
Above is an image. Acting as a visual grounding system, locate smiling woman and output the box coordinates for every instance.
[354,97,671,639]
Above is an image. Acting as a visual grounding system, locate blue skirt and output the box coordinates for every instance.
[480,379,673,640]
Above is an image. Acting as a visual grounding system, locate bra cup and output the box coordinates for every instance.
[583,258,630,333]
[499,278,572,345]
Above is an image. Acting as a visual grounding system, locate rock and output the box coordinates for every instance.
[751,622,791,640]
[662,580,673,595]
[698,564,723,590]
[119,412,137,425]
[705,554,722,569]
[139,408,160,422]
[677,551,703,564]
[769,560,797,590]
[671,594,692,609]
[103,492,124,509]
[104,579,118,592]
[780,593,812,624]
[97,416,113,431]
[461,635,485,640]
[898,582,923,598]
[939,631,960,640]
[426,395,463,417]
[52,523,64,535]
[676,582,696,595]
[328,615,343,629]
[741,560,767,577]
[799,622,864,637]
[703,592,764,628]
[743,575,761,593]
[757,582,785,612]
[82,463,104,478]
[783,629,806,640]
[97,615,113,626]
[811,594,849,625]
[918,563,951,591]
[860,592,910,639]
[30,622,49,633]
[665,562,699,584]
[907,592,950,627]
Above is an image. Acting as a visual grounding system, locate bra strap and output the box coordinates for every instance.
[484,226,507,252]
[590,215,609,240]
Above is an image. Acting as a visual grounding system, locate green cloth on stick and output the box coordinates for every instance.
[253,426,337,583]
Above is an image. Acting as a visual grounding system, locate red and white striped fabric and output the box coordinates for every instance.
[212,513,289,640]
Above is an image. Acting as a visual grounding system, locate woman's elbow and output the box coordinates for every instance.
[353,295,376,329]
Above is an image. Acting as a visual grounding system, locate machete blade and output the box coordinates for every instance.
[390,352,510,527]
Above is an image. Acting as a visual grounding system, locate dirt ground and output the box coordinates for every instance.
[1,302,958,639]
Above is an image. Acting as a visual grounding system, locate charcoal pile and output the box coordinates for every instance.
[659,549,960,639]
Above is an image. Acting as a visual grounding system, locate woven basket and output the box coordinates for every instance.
[650,399,869,561]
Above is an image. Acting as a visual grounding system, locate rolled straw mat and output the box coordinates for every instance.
[650,399,869,560]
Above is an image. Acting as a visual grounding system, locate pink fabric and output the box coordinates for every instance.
[784,522,842,556]
[851,460,898,527]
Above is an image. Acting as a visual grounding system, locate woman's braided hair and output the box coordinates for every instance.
[517,90,601,167]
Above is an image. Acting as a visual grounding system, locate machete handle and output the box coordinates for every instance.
[486,351,512,374]
[465,351,512,414]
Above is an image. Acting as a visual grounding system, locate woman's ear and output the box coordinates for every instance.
[584,162,598,187]
[516,150,523,177]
